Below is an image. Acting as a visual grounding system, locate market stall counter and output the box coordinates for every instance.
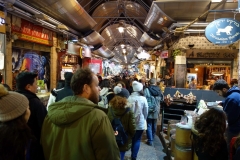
[160,87,224,160]
[161,88,224,130]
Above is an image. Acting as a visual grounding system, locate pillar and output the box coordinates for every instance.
[174,56,187,88]
[50,33,58,90]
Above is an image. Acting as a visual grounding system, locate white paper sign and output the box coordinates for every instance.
[175,56,186,64]
[0,52,4,70]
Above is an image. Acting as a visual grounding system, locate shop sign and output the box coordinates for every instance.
[205,18,240,45]
[186,49,238,59]
[11,17,53,46]
[82,58,102,74]
[160,50,169,58]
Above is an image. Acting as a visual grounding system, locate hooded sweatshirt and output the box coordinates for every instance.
[224,86,240,133]
[148,85,162,96]
[41,96,120,160]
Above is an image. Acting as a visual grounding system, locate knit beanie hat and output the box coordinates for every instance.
[114,86,130,98]
[132,81,143,92]
[0,84,29,122]
[150,78,156,85]
[64,72,73,83]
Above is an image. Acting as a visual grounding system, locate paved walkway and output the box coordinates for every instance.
[124,131,168,160]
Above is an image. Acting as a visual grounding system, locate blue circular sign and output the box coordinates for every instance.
[205,18,240,45]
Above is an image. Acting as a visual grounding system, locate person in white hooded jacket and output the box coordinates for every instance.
[127,81,148,160]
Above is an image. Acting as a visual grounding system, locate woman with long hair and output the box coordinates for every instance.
[107,86,136,160]
[192,107,228,160]
[0,84,32,160]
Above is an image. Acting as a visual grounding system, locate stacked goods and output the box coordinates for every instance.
[183,92,196,104]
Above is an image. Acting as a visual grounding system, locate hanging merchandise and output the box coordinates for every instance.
[0,51,4,69]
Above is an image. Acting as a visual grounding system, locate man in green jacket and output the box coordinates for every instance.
[41,68,120,160]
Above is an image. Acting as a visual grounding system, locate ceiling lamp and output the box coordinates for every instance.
[120,43,125,48]
[117,20,125,33]
[137,50,150,60]
[211,72,223,76]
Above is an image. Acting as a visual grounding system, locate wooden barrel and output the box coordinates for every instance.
[170,135,176,157]
[175,144,192,160]
[175,123,192,147]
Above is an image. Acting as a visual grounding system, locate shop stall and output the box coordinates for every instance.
[160,87,224,160]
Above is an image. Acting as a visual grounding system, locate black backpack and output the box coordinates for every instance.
[110,107,130,146]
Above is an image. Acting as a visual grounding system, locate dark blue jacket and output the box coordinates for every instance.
[224,86,240,133]
[55,84,74,102]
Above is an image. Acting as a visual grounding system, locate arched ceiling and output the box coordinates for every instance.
[5,0,240,64]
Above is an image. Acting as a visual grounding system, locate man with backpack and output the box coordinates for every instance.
[144,78,163,146]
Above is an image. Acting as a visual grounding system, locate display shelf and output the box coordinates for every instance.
[161,100,197,131]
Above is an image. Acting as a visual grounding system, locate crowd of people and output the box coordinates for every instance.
[1,68,240,160]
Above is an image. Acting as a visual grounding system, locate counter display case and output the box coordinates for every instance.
[161,87,224,131]
[161,99,197,131]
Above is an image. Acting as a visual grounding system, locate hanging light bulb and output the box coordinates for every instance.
[118,26,124,33]
[117,20,125,33]
[120,43,125,48]
[122,49,126,53]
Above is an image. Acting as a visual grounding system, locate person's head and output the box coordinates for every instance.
[194,107,226,156]
[132,81,143,92]
[116,81,126,88]
[0,84,32,159]
[113,86,130,99]
[212,79,230,97]
[0,84,30,122]
[16,72,38,93]
[230,79,238,87]
[71,68,100,104]
[100,79,111,89]
[191,77,195,82]
[149,78,156,85]
[141,77,146,83]
[165,73,171,79]
[97,75,102,82]
[64,72,73,85]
